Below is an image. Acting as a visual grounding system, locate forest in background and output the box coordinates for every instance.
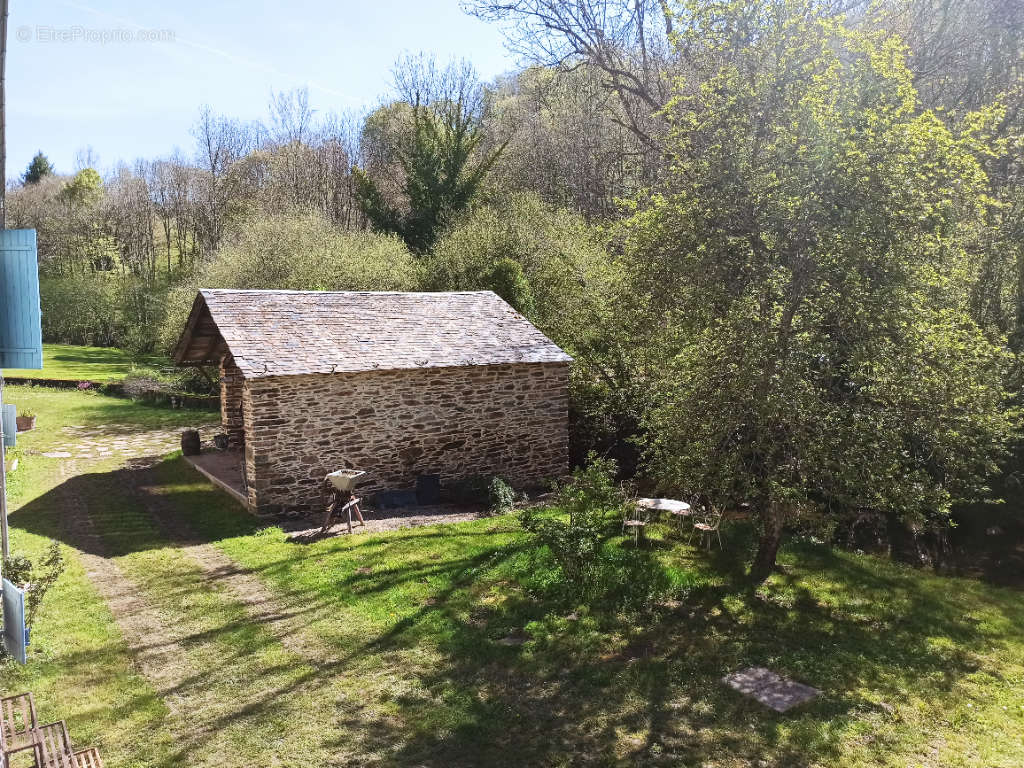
[8,0,1024,579]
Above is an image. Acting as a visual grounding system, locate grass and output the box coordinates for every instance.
[2,343,168,382]
[3,385,1023,767]
[0,386,202,450]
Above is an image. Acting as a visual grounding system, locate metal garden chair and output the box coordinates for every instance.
[622,503,650,546]
[689,508,724,550]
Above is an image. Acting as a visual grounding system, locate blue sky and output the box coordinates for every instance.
[7,0,517,179]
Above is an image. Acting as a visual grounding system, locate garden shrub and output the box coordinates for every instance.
[519,454,667,609]
[2,542,67,629]
[488,476,516,514]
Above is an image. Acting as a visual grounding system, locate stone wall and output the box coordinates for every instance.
[220,353,245,448]
[241,362,570,514]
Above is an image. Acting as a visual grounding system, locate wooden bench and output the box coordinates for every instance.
[1,692,38,756]
[1,697,104,768]
[31,722,104,768]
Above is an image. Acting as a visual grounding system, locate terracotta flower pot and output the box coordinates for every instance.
[15,415,36,432]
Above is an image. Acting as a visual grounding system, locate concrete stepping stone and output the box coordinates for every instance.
[42,451,73,458]
[722,666,819,712]
[497,634,527,646]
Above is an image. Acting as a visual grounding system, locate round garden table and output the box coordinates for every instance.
[636,497,693,533]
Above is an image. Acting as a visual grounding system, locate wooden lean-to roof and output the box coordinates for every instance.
[173,289,572,380]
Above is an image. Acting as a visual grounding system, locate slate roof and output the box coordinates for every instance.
[173,289,572,379]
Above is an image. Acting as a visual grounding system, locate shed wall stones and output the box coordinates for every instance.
[242,361,570,514]
[219,353,245,448]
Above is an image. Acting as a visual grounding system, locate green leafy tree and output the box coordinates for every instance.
[628,0,1018,580]
[161,211,422,347]
[428,193,614,341]
[482,257,536,317]
[354,55,509,253]
[22,151,54,184]
[59,167,103,206]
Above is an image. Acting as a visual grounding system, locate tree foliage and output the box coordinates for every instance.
[23,151,55,185]
[627,0,1018,579]
[354,56,508,253]
[161,212,422,347]
[428,192,615,347]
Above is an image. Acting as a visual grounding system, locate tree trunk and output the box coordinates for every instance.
[886,510,929,566]
[749,503,785,583]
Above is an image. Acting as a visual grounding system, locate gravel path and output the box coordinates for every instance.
[287,504,487,541]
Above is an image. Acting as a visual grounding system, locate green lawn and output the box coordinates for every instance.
[2,343,168,382]
[2,385,1023,767]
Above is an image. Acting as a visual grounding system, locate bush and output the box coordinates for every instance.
[482,258,535,317]
[2,542,67,629]
[39,272,170,353]
[519,455,666,609]
[521,456,621,583]
[488,476,516,514]
[427,192,614,347]
[161,212,424,349]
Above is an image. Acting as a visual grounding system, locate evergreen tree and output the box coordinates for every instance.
[23,151,54,184]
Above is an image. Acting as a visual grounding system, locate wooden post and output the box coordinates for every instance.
[1,373,9,564]
[0,0,8,229]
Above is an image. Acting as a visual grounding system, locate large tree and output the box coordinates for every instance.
[354,55,508,253]
[628,0,1017,580]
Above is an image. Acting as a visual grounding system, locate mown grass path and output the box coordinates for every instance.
[123,457,330,661]
[54,459,202,707]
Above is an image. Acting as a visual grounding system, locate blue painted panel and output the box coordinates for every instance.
[2,577,27,665]
[0,229,43,370]
[1,403,15,448]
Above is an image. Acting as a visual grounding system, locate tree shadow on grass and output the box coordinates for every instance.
[12,455,1022,767]
[318,539,1020,767]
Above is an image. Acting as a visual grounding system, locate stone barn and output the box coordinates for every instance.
[173,289,572,515]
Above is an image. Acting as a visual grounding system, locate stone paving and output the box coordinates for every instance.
[722,666,820,712]
[42,424,218,460]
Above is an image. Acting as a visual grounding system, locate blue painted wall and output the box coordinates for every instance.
[0,229,43,370]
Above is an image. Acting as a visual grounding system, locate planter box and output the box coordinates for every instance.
[15,416,36,432]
